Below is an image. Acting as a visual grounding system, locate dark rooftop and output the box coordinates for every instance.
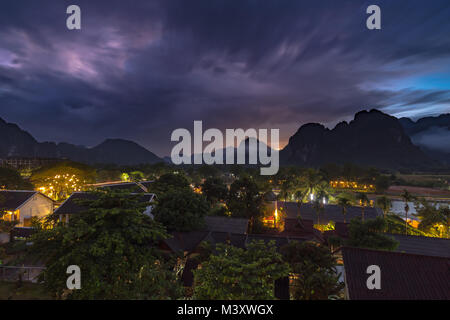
[164,231,209,252]
[54,192,155,215]
[342,246,450,300]
[0,190,38,211]
[390,234,450,258]
[204,216,249,234]
[282,202,382,224]
[163,230,312,254]
[98,182,146,193]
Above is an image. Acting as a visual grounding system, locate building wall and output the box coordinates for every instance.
[17,193,54,227]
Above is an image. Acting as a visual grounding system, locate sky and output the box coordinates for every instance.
[0,0,449,157]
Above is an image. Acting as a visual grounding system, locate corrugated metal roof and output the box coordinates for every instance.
[342,246,450,300]
[390,234,450,258]
[282,202,382,223]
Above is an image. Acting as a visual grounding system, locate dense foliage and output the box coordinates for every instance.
[201,177,228,204]
[193,240,290,299]
[414,198,450,238]
[0,167,33,190]
[151,173,191,195]
[30,161,96,201]
[384,214,429,236]
[153,189,210,232]
[336,217,399,250]
[27,191,182,299]
[227,176,264,220]
[280,241,343,300]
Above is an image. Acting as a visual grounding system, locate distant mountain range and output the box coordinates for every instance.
[280,109,445,170]
[1,110,449,169]
[190,137,274,165]
[0,117,162,165]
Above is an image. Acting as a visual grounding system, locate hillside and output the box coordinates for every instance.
[0,117,162,165]
[280,109,438,170]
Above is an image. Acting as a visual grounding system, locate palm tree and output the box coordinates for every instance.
[337,196,351,223]
[294,188,307,217]
[376,196,392,219]
[302,168,323,202]
[315,189,329,227]
[356,193,369,221]
[401,190,414,235]
[312,198,325,226]
[279,180,293,208]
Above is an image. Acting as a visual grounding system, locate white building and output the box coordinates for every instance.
[0,190,54,227]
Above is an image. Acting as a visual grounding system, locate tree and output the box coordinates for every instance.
[27,190,182,299]
[196,165,220,179]
[0,167,33,190]
[355,193,369,221]
[374,175,390,194]
[227,176,264,230]
[401,190,414,235]
[193,240,290,299]
[279,180,293,207]
[153,189,210,232]
[344,217,398,251]
[312,198,324,226]
[301,168,324,200]
[414,199,450,238]
[152,173,190,195]
[30,161,96,201]
[96,169,122,182]
[280,241,343,300]
[375,196,391,219]
[384,214,429,236]
[129,171,145,182]
[293,188,308,217]
[145,162,172,178]
[336,194,352,223]
[201,177,228,205]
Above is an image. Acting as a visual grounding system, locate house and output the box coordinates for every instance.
[53,191,156,223]
[159,214,314,300]
[324,226,450,258]
[161,216,250,255]
[0,190,54,227]
[167,230,311,300]
[281,202,382,232]
[341,246,450,300]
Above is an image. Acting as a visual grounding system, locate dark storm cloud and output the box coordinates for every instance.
[0,0,449,155]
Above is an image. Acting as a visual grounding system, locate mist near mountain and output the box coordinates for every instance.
[399,114,450,154]
[410,127,450,152]
[397,114,450,165]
